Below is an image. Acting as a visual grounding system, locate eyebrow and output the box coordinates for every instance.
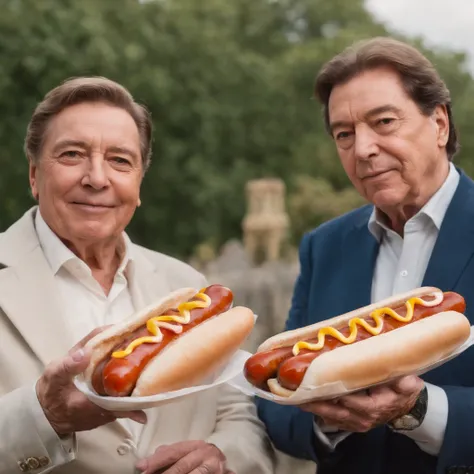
[108,146,139,160]
[329,104,403,135]
[52,139,89,153]
[52,140,139,160]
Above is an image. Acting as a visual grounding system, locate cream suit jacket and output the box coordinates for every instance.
[0,208,275,474]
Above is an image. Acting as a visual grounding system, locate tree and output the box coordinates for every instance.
[1,0,473,258]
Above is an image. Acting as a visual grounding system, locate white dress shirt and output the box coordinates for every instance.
[314,163,460,457]
[33,209,144,443]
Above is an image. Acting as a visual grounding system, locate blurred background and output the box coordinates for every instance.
[1,0,473,472]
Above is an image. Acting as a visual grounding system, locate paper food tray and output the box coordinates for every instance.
[229,325,474,406]
[74,312,258,411]
[74,348,251,411]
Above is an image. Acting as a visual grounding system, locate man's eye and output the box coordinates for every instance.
[378,118,395,126]
[112,157,130,165]
[61,151,80,158]
[336,131,352,140]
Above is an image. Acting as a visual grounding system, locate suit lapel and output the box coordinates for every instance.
[0,209,75,365]
[339,207,379,311]
[128,249,174,310]
[422,172,474,290]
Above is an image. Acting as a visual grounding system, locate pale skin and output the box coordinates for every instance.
[301,66,451,431]
[135,441,234,474]
[32,101,227,471]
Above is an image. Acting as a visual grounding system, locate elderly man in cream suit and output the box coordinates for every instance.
[0,77,275,474]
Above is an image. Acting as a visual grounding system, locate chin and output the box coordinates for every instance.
[370,189,406,210]
[71,222,117,242]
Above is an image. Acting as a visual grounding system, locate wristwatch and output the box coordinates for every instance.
[387,385,428,431]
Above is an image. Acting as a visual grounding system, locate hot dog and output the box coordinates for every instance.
[244,287,470,397]
[83,284,255,397]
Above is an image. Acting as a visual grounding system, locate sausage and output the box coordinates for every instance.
[244,291,465,391]
[91,285,233,396]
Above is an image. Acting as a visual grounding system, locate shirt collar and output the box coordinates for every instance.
[34,208,134,276]
[368,162,460,241]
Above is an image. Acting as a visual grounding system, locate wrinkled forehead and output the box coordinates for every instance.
[43,102,141,153]
[327,67,412,126]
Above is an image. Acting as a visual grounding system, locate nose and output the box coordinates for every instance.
[354,127,379,161]
[81,156,109,190]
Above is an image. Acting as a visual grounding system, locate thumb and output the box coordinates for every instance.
[50,348,92,385]
[391,375,423,395]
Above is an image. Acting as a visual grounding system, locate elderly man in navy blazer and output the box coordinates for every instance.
[256,36,474,474]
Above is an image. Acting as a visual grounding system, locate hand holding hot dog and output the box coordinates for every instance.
[83,285,255,398]
[244,288,470,398]
[299,375,424,432]
[135,440,233,474]
[36,327,147,436]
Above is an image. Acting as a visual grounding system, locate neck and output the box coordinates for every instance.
[379,161,450,236]
[64,236,125,293]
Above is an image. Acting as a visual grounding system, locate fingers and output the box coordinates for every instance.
[390,376,424,395]
[68,326,112,355]
[160,451,208,474]
[136,442,224,474]
[159,452,223,474]
[301,400,367,431]
[300,400,342,417]
[45,348,91,387]
[136,441,204,472]
[186,457,223,474]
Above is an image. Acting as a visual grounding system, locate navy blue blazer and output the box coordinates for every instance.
[256,170,474,474]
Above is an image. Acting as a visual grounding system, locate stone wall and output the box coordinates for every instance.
[201,240,316,474]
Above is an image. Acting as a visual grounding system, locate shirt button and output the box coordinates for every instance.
[400,270,408,277]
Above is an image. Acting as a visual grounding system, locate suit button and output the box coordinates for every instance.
[38,456,50,468]
[17,461,28,472]
[26,458,40,470]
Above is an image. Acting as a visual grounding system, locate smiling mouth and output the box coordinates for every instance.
[72,202,113,208]
[362,170,393,180]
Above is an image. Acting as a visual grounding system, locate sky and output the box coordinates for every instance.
[365,0,474,73]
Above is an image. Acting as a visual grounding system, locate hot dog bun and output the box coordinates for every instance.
[267,310,470,397]
[133,305,254,396]
[253,287,471,397]
[258,287,442,353]
[83,287,255,397]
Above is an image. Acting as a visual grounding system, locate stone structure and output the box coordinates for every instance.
[242,178,290,264]
[204,245,314,474]
[195,178,314,474]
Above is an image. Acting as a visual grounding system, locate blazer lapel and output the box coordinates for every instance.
[340,207,379,311]
[0,209,75,366]
[422,172,474,291]
[128,249,174,310]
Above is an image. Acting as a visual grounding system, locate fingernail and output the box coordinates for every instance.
[71,349,84,362]
[135,459,147,471]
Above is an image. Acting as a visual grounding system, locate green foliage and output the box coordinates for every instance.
[0,0,473,259]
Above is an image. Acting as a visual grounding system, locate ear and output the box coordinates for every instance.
[29,157,39,200]
[433,104,449,148]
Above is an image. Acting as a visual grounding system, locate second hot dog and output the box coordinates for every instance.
[244,287,470,397]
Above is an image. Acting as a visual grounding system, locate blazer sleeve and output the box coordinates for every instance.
[254,233,321,461]
[436,385,474,472]
[0,383,76,474]
[205,383,276,474]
